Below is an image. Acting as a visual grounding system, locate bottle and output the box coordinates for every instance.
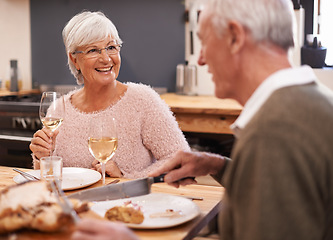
[5,60,22,91]
[183,64,197,96]
[10,60,19,92]
[176,63,185,94]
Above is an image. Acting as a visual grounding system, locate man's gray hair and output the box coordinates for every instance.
[208,0,295,51]
[62,11,123,85]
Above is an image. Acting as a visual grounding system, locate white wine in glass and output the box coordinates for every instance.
[88,116,118,185]
[39,92,65,155]
[41,118,64,131]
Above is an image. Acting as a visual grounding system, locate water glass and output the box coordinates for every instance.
[40,156,63,184]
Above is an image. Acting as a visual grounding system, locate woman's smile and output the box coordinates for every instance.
[95,66,113,73]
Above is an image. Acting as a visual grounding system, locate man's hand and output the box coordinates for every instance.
[149,150,225,188]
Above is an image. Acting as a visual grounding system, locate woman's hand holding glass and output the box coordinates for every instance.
[30,92,64,164]
[30,128,59,163]
[91,159,122,178]
[39,92,65,156]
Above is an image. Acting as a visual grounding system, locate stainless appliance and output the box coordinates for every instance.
[0,85,78,168]
[176,63,198,95]
[0,93,42,168]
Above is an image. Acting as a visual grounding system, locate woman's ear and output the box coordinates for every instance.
[226,20,246,54]
[69,53,80,71]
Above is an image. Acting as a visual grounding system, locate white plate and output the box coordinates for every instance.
[13,167,101,191]
[91,193,200,229]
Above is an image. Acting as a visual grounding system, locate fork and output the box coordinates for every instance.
[13,168,40,181]
[50,180,80,224]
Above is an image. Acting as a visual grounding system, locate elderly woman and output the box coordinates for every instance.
[29,11,190,179]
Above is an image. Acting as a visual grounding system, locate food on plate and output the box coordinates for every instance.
[150,209,183,218]
[0,181,89,234]
[104,200,144,224]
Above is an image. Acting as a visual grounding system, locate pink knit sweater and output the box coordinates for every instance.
[45,83,190,179]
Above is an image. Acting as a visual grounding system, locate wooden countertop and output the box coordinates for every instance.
[0,89,40,97]
[160,93,242,134]
[160,93,242,115]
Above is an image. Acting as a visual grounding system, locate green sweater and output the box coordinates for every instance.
[219,83,333,240]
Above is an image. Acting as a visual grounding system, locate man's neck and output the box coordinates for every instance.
[235,42,292,105]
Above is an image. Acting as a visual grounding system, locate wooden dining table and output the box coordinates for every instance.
[0,166,224,240]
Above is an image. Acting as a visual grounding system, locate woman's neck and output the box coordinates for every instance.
[71,81,127,113]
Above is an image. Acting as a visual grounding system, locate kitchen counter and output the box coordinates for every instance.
[160,93,242,134]
[0,90,242,134]
[0,89,40,97]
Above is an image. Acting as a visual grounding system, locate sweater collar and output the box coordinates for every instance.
[231,66,317,137]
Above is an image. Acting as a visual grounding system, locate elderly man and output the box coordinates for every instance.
[151,0,333,239]
[72,0,333,239]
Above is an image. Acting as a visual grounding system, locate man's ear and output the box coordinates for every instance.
[226,21,246,54]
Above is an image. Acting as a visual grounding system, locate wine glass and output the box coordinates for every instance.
[88,116,118,185]
[39,91,65,155]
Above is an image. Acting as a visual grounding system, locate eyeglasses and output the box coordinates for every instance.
[72,44,122,59]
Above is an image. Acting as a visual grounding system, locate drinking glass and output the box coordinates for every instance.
[39,91,65,155]
[40,156,63,186]
[88,116,118,185]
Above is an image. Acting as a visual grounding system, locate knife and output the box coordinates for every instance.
[50,180,80,224]
[68,175,166,202]
[68,174,194,202]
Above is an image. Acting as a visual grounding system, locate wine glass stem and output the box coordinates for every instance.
[101,162,106,185]
[50,134,55,157]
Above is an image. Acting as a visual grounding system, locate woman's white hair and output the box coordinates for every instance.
[207,0,295,51]
[62,11,123,85]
